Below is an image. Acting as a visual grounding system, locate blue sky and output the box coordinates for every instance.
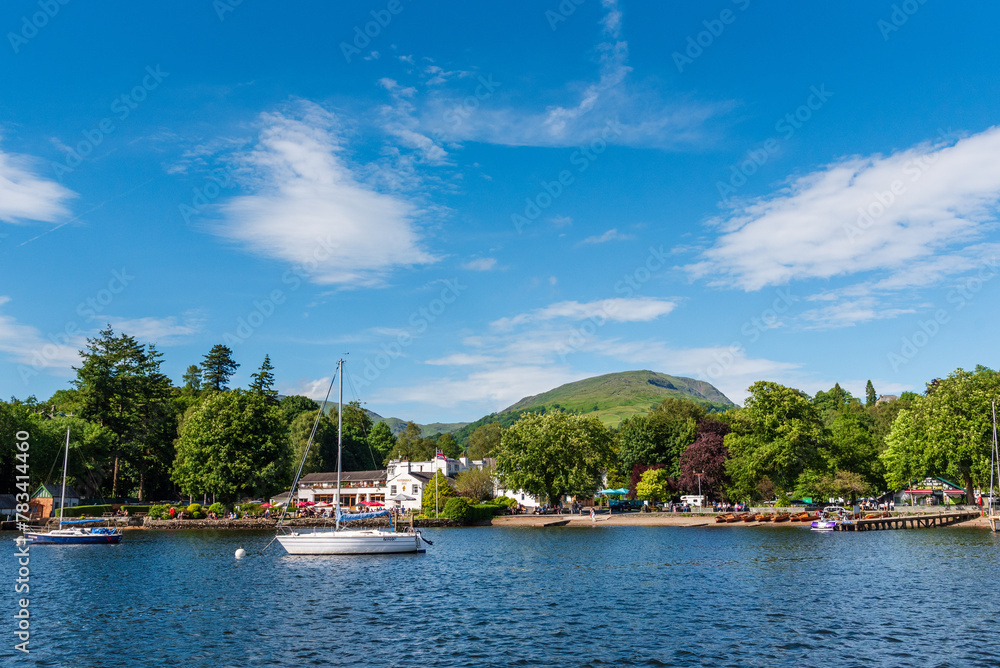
[2,0,999,423]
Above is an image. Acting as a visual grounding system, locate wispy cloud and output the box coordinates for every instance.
[491,297,676,331]
[579,227,635,245]
[461,257,498,271]
[0,140,76,224]
[214,101,437,286]
[106,311,204,345]
[688,126,1000,291]
[0,297,82,376]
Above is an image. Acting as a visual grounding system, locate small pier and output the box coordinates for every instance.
[836,511,979,531]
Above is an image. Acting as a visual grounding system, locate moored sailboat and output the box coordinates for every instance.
[274,359,427,555]
[22,429,123,545]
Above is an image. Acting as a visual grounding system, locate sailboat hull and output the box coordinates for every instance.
[276,529,423,555]
[23,530,123,545]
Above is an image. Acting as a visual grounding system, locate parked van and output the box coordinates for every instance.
[680,495,704,507]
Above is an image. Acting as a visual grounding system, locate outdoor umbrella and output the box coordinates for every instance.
[360,501,385,507]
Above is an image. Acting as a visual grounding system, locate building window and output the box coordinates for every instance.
[390,485,397,496]
[413,485,419,495]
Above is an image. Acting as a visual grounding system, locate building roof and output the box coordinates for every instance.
[31,483,80,499]
[300,470,386,484]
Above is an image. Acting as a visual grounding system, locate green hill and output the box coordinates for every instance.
[452,370,735,443]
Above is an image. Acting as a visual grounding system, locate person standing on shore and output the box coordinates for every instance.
[590,507,596,522]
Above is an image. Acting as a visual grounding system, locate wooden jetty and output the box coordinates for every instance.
[835,511,978,531]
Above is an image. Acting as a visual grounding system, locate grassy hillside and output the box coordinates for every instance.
[367,413,469,438]
[452,370,735,443]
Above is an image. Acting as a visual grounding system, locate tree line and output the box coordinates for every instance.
[485,367,999,507]
[0,326,460,503]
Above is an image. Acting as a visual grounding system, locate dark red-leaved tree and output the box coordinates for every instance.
[678,418,731,501]
[628,463,679,499]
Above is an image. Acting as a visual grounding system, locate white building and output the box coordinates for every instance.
[385,456,487,513]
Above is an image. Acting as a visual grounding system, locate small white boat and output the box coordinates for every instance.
[811,505,850,532]
[273,359,429,556]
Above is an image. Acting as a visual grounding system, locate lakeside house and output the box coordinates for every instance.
[275,454,544,512]
[29,483,80,518]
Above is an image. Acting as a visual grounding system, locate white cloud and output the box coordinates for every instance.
[579,227,635,244]
[215,101,437,286]
[0,141,76,224]
[491,297,676,330]
[461,257,497,271]
[282,376,334,401]
[549,215,573,227]
[0,297,82,377]
[688,126,1000,291]
[105,312,203,345]
[424,353,497,366]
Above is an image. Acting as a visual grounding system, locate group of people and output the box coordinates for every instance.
[712,502,749,513]
[858,499,895,511]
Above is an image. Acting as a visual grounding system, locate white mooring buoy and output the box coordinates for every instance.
[235,548,246,559]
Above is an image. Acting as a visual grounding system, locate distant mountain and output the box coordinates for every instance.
[452,370,735,443]
[364,411,469,438]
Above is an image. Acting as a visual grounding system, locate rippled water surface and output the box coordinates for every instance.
[4,525,1000,667]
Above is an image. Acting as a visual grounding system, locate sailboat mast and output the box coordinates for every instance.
[59,428,69,527]
[336,358,344,531]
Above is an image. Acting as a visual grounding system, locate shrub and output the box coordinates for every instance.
[237,503,265,518]
[148,504,170,519]
[467,504,502,522]
[208,502,226,516]
[774,496,791,508]
[186,503,206,519]
[441,497,471,523]
[493,496,517,511]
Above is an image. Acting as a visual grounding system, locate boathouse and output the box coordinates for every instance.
[896,477,966,506]
[28,483,81,518]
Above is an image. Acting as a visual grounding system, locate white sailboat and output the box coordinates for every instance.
[275,359,427,555]
[23,429,123,545]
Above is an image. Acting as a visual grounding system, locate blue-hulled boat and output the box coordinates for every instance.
[20,429,123,545]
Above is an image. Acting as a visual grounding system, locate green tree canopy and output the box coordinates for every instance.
[466,422,502,459]
[249,354,278,403]
[280,395,320,426]
[636,467,671,504]
[172,389,290,502]
[367,421,397,465]
[421,470,456,516]
[725,381,828,501]
[201,344,239,392]
[616,398,705,477]
[865,380,877,407]
[454,466,495,501]
[880,366,1000,501]
[73,326,176,499]
[494,411,613,506]
[182,365,202,393]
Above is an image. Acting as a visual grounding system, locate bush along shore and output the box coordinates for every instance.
[132,516,459,530]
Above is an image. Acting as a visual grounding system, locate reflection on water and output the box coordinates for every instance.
[3,525,999,667]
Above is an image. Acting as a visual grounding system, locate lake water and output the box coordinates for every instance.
[4,524,1000,667]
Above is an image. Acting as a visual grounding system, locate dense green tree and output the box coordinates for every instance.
[725,381,828,501]
[367,421,397,465]
[73,326,176,499]
[678,419,731,500]
[466,421,501,459]
[173,389,290,502]
[865,380,877,407]
[636,468,672,504]
[616,398,705,477]
[288,409,336,477]
[827,403,883,491]
[812,383,854,417]
[436,433,462,459]
[33,416,116,498]
[249,354,278,403]
[494,411,613,506]
[881,367,1000,501]
[279,395,320,426]
[454,466,495,501]
[388,422,433,461]
[44,388,83,416]
[182,365,202,393]
[421,470,456,516]
[201,344,239,392]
